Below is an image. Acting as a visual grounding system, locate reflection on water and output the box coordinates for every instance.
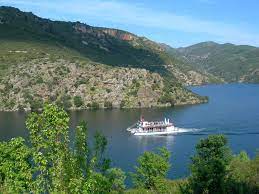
[0,84,259,181]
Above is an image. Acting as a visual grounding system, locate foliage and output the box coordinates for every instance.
[131,147,171,190]
[0,103,258,193]
[175,41,259,83]
[104,101,113,109]
[120,100,126,109]
[74,95,84,107]
[56,94,72,109]
[0,6,209,110]
[89,101,100,110]
[189,135,232,194]
[26,103,71,193]
[0,137,32,193]
[225,151,259,194]
[0,104,126,193]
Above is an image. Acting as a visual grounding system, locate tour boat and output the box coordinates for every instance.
[127,116,179,136]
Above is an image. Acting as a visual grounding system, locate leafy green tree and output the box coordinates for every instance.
[0,137,33,193]
[26,103,71,193]
[0,103,127,193]
[189,135,232,194]
[131,147,171,190]
[106,168,126,192]
[226,151,259,194]
[93,131,111,173]
[74,121,89,175]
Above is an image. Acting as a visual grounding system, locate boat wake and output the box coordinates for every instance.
[173,127,203,133]
[173,128,259,136]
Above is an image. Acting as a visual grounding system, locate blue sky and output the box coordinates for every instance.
[1,0,259,47]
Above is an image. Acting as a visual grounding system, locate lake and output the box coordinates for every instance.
[1,84,259,182]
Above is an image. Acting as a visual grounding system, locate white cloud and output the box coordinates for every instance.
[1,0,259,46]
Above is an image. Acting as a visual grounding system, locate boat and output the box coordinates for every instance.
[127,116,179,136]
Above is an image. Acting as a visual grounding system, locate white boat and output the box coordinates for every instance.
[127,116,179,136]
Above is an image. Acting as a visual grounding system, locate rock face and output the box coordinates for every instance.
[102,29,136,41]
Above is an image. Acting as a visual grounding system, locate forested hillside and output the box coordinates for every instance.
[175,41,259,83]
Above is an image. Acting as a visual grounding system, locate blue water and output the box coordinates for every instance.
[0,84,259,182]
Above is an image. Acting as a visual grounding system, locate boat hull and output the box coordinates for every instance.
[130,126,179,136]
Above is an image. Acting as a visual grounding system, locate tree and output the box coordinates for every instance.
[0,103,126,193]
[26,103,71,193]
[0,137,33,193]
[189,135,232,194]
[226,151,259,194]
[106,168,126,192]
[74,96,84,107]
[131,147,171,190]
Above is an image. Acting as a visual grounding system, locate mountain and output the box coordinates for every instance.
[0,6,207,111]
[176,41,259,83]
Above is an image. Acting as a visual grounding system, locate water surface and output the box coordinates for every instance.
[1,84,259,181]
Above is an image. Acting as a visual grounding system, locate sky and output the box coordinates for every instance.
[0,0,259,47]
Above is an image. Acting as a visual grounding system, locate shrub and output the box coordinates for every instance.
[30,98,43,111]
[56,95,72,109]
[74,78,88,88]
[120,100,126,109]
[91,102,99,110]
[131,147,171,190]
[158,92,175,106]
[106,88,112,93]
[104,101,113,109]
[73,96,83,107]
[36,76,44,84]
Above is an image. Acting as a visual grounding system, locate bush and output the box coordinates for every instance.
[74,78,88,88]
[106,88,112,93]
[226,151,259,193]
[73,96,83,107]
[56,95,72,109]
[104,101,113,109]
[120,100,126,109]
[90,102,99,110]
[131,147,171,190]
[30,98,43,111]
[158,92,175,106]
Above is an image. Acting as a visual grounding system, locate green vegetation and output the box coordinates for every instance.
[74,96,84,107]
[56,94,72,109]
[87,101,100,110]
[0,6,209,111]
[189,135,231,194]
[0,103,258,193]
[0,104,125,193]
[104,101,113,109]
[127,79,140,97]
[175,41,259,83]
[131,147,171,191]
[0,6,168,76]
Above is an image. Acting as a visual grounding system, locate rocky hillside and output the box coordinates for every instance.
[0,6,214,86]
[176,41,259,83]
[0,6,210,111]
[0,40,207,112]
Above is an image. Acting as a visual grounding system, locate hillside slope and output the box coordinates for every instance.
[0,7,207,111]
[176,41,259,83]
